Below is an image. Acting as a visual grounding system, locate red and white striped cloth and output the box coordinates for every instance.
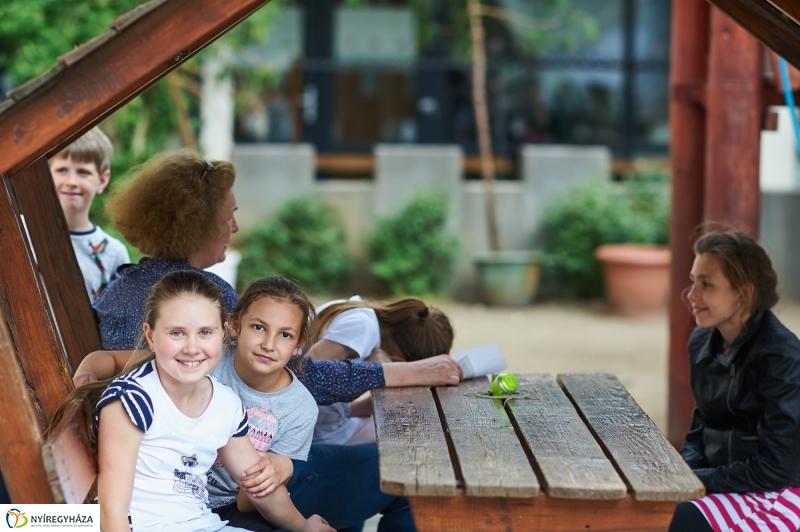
[693,487,800,532]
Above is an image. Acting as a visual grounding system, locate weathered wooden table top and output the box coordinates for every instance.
[373,373,705,532]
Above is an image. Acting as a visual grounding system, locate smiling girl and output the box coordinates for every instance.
[668,231,800,532]
[51,271,332,532]
[205,277,322,531]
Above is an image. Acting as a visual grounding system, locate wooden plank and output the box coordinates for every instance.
[9,158,103,372]
[463,156,513,175]
[0,0,272,176]
[559,373,705,501]
[409,493,676,532]
[707,0,800,70]
[42,407,97,504]
[435,378,540,498]
[767,0,800,26]
[0,174,72,424]
[316,153,374,175]
[507,374,627,500]
[0,291,56,503]
[374,387,457,496]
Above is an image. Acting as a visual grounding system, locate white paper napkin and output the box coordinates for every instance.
[451,342,508,380]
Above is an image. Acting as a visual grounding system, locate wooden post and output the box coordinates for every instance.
[0,173,72,426]
[9,158,103,372]
[704,9,763,233]
[667,0,709,447]
[0,298,56,503]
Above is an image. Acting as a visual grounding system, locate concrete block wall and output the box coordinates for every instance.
[232,144,316,229]
[231,143,612,299]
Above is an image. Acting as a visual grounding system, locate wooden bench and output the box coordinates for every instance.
[373,373,704,532]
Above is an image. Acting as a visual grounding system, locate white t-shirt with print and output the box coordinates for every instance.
[312,306,380,445]
[96,361,248,532]
[70,225,130,301]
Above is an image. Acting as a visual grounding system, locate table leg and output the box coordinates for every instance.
[409,494,677,532]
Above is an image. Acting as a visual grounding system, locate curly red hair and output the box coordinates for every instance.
[108,150,235,258]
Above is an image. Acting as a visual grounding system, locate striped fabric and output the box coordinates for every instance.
[96,362,156,432]
[693,488,800,532]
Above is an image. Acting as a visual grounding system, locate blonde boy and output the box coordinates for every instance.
[49,127,130,301]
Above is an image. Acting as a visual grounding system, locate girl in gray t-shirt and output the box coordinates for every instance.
[203,278,320,519]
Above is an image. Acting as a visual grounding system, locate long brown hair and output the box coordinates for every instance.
[107,150,235,259]
[227,277,317,375]
[46,271,227,470]
[689,230,779,316]
[314,298,454,362]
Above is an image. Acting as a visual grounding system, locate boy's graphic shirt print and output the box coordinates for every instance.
[70,225,130,301]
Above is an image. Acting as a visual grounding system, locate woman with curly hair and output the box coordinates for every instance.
[86,149,463,532]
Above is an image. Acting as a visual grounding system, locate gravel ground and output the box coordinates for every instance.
[362,298,800,531]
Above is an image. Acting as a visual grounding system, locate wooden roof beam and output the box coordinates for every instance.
[707,0,800,70]
[0,0,271,177]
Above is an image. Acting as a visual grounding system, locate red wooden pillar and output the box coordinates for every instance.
[704,10,763,232]
[667,0,709,446]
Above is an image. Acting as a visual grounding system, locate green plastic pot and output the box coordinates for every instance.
[474,251,542,306]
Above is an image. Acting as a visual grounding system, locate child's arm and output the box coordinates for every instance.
[97,401,144,532]
[305,339,358,361]
[239,451,294,497]
[73,350,135,386]
[382,355,463,387]
[218,436,335,532]
[349,395,373,418]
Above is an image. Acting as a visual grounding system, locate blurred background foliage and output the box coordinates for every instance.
[539,176,670,299]
[235,198,352,294]
[368,191,459,296]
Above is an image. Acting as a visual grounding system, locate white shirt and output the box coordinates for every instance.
[70,225,130,301]
[312,306,380,445]
[97,361,248,532]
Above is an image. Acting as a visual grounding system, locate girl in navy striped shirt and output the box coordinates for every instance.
[50,271,333,532]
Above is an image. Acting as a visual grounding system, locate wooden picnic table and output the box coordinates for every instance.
[373,373,705,532]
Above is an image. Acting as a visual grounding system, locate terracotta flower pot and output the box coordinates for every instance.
[595,244,671,315]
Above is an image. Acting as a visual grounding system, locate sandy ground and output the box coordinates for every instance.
[363,298,800,531]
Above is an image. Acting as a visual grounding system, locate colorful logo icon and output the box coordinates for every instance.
[5,509,28,528]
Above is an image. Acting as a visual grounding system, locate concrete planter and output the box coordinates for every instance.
[475,251,541,306]
[595,244,671,315]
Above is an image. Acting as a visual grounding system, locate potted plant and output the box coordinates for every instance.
[465,0,597,305]
[540,178,670,313]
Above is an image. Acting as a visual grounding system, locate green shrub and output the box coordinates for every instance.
[369,191,459,296]
[235,198,352,294]
[540,177,670,299]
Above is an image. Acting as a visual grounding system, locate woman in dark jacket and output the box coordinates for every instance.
[669,231,800,532]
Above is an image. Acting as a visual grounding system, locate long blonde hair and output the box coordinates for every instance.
[46,271,227,467]
[314,298,454,362]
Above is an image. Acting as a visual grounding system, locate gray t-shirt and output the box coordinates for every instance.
[206,346,318,509]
